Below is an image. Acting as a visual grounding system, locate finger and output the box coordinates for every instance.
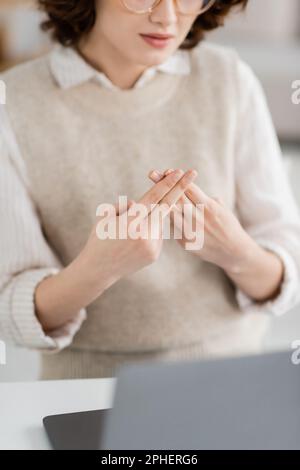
[148,169,165,183]
[148,168,175,183]
[164,171,190,209]
[148,171,205,240]
[148,170,207,216]
[152,169,198,220]
[148,169,208,207]
[139,169,186,216]
[115,198,135,216]
[173,191,205,227]
[148,168,186,207]
[169,208,186,243]
[212,196,225,206]
[184,182,210,206]
[164,169,186,204]
[177,191,192,211]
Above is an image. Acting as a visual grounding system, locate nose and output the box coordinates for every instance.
[149,0,178,26]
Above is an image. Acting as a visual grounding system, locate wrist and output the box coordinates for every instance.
[225,240,284,303]
[73,246,120,298]
[224,236,262,276]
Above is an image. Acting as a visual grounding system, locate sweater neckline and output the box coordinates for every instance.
[62,68,189,117]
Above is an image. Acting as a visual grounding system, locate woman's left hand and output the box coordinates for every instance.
[148,168,261,274]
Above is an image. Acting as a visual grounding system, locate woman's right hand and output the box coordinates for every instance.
[80,168,197,290]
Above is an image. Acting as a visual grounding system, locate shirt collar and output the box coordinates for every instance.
[49,44,191,90]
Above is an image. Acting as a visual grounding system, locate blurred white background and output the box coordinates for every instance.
[0,0,299,381]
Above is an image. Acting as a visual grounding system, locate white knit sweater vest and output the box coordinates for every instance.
[2,43,269,378]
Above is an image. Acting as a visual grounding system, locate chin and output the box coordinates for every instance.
[139,49,174,66]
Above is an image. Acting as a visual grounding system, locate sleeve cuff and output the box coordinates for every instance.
[8,268,87,352]
[236,240,300,316]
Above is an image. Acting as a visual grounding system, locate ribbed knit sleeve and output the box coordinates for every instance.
[0,108,86,351]
[233,59,300,316]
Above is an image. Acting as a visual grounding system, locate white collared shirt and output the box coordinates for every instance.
[0,44,300,352]
[49,44,191,90]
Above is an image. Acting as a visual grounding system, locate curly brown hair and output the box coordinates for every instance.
[38,0,248,49]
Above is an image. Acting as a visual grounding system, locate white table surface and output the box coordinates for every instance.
[0,378,117,450]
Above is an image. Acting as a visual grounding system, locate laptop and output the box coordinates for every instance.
[43,350,300,450]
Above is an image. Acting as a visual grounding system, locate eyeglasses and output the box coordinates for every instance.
[120,0,216,16]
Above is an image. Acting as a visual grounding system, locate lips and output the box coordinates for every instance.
[140,33,175,49]
[141,33,175,39]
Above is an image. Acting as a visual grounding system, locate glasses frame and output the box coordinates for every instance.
[120,0,216,16]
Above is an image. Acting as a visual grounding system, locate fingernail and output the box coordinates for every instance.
[174,169,184,177]
[188,169,198,178]
[149,170,162,182]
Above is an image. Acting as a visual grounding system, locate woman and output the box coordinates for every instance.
[0,0,300,380]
